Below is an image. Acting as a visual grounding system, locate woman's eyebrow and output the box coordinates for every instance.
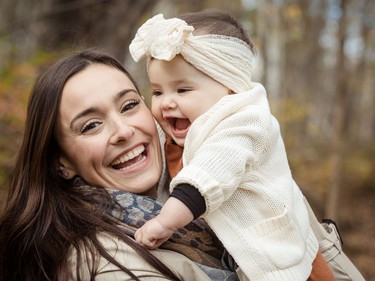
[114,88,138,103]
[70,107,97,130]
[69,89,138,129]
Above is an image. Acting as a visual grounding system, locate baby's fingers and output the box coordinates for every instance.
[134,228,142,244]
[153,237,169,248]
[135,228,158,249]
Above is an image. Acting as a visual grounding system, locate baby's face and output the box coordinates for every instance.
[149,55,229,146]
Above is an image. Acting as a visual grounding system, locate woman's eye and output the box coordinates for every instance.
[121,99,140,113]
[80,120,102,134]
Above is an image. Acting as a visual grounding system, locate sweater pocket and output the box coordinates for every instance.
[249,208,306,269]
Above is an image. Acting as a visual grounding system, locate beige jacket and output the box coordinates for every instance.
[69,232,212,281]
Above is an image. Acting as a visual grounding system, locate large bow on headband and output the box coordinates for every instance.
[130,14,194,62]
[129,14,255,93]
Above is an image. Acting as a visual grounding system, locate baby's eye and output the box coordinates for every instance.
[151,89,162,96]
[177,88,190,93]
[80,120,102,134]
[121,99,140,113]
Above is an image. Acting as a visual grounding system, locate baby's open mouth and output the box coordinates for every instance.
[110,144,147,170]
[169,118,191,131]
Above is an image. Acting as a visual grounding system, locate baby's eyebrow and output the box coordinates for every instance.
[171,79,189,86]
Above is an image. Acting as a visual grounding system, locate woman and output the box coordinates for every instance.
[0,50,235,280]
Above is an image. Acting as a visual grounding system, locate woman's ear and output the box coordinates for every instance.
[58,155,77,179]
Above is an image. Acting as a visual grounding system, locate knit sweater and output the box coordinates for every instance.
[170,83,319,281]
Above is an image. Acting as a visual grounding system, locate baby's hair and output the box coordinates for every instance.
[178,9,255,53]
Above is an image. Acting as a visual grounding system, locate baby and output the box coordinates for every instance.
[129,11,322,281]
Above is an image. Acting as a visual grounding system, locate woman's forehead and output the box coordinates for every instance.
[57,64,136,129]
[62,65,133,102]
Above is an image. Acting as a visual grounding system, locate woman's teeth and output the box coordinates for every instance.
[111,145,146,169]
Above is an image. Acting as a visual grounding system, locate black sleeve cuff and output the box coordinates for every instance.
[170,184,206,219]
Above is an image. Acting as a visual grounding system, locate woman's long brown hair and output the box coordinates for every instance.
[0,50,178,281]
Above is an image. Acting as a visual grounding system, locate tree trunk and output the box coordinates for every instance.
[325,0,349,220]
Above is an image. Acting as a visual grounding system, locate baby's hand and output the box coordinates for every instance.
[135,197,193,249]
[135,217,174,249]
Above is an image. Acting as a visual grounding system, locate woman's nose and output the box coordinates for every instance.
[109,119,135,144]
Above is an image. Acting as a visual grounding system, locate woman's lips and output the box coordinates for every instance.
[110,144,147,170]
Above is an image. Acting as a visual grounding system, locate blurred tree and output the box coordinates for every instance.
[256,0,285,114]
[356,0,375,143]
[0,0,374,277]
[0,0,160,62]
[326,0,349,219]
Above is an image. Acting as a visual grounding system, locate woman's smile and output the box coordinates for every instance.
[110,144,147,170]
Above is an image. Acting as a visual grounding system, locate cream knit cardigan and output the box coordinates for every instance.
[170,83,319,281]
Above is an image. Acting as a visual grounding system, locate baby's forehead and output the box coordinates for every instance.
[191,27,209,36]
[147,54,188,70]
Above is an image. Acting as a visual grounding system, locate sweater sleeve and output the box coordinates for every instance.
[170,88,272,214]
[170,184,206,219]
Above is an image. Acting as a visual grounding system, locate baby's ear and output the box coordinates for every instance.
[58,155,77,179]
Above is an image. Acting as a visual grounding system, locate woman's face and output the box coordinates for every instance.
[55,64,162,196]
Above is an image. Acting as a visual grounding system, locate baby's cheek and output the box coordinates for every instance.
[151,108,162,123]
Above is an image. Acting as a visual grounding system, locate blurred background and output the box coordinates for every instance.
[0,0,374,279]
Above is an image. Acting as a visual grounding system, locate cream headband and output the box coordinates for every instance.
[129,14,254,93]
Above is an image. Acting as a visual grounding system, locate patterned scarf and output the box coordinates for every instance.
[107,188,226,270]
[72,176,238,279]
